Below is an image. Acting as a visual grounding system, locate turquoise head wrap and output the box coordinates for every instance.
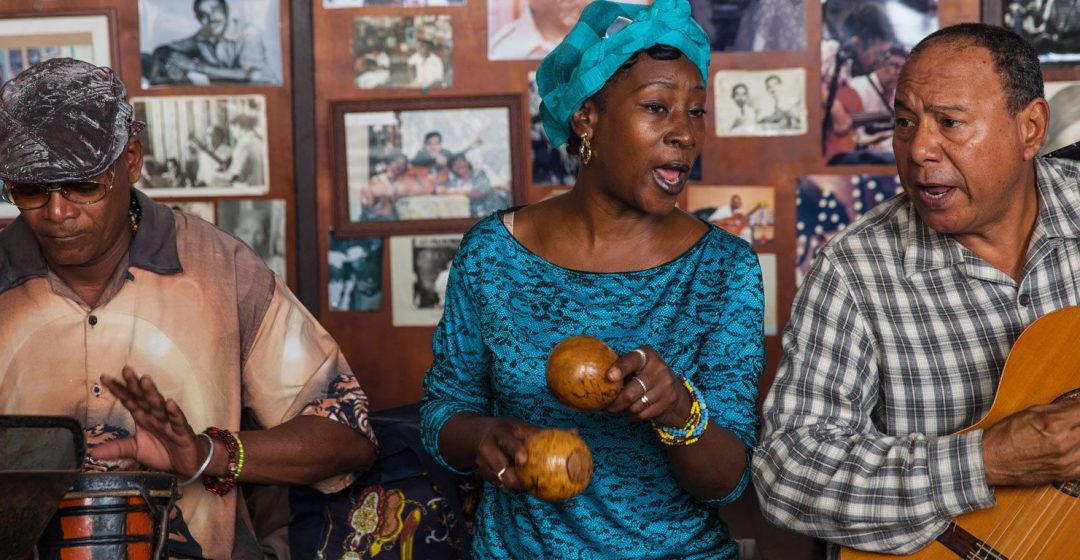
[536,0,711,149]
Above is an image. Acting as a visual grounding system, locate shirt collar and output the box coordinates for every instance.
[0,188,181,295]
[902,157,1080,278]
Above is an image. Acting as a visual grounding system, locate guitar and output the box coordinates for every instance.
[823,85,894,163]
[840,305,1080,559]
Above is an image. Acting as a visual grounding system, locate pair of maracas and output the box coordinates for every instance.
[518,335,621,502]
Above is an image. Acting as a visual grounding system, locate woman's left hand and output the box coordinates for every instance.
[603,345,692,427]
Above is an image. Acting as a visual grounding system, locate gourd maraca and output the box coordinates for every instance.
[516,428,594,502]
[545,335,620,411]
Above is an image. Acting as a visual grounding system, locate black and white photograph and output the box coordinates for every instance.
[1042,81,1080,156]
[328,235,384,312]
[216,199,286,279]
[166,201,216,223]
[353,15,452,89]
[139,0,283,87]
[997,0,1080,63]
[0,14,112,86]
[689,0,806,52]
[487,0,588,60]
[821,0,937,165]
[713,68,807,137]
[133,94,270,197]
[326,0,465,7]
[527,72,578,186]
[390,234,462,326]
[332,96,524,236]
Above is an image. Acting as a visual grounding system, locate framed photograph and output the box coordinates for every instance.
[353,15,453,89]
[796,174,901,285]
[328,234,383,312]
[488,0,588,60]
[133,94,270,197]
[138,0,283,86]
[217,198,286,279]
[985,0,1080,63]
[332,95,525,236]
[0,12,114,86]
[687,186,775,245]
[1042,81,1080,155]
[689,0,806,52]
[390,234,463,326]
[326,0,466,8]
[821,0,938,165]
[165,200,216,223]
[714,68,807,137]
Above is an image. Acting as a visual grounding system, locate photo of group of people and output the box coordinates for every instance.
[353,15,453,89]
[1003,0,1080,63]
[343,105,512,223]
[134,94,270,196]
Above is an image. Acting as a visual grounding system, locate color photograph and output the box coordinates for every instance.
[353,15,452,89]
[687,186,775,245]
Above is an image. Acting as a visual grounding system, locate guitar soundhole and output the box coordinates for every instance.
[1052,389,1080,498]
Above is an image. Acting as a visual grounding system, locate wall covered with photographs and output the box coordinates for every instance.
[0,0,297,289]
[6,1,1080,414]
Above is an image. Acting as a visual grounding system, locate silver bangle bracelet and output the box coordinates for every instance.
[179,431,215,487]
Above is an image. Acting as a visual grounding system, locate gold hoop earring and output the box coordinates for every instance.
[579,134,593,165]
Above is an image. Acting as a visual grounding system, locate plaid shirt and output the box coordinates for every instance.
[753,157,1080,555]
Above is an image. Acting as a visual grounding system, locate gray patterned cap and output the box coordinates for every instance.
[0,58,140,183]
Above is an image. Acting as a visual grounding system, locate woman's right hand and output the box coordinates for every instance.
[475,417,542,492]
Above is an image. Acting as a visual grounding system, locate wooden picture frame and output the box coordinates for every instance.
[0,10,117,86]
[331,94,525,236]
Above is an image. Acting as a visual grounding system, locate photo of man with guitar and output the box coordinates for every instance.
[820,1,936,165]
[756,22,1080,559]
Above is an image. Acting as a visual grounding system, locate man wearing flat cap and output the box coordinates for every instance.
[0,58,376,559]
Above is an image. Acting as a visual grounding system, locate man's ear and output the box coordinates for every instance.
[123,138,145,184]
[1019,97,1050,161]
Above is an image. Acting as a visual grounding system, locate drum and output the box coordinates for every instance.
[36,472,177,560]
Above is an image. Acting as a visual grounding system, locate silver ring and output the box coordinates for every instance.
[631,348,649,367]
[632,376,648,395]
[496,466,507,485]
[640,394,652,408]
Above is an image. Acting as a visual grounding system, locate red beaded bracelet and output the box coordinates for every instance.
[202,427,245,496]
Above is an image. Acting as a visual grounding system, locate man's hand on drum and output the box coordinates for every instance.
[604,345,693,428]
[90,367,207,479]
[475,417,542,493]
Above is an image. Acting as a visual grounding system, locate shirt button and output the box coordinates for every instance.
[1018,294,1031,306]
[91,384,102,397]
[88,315,98,326]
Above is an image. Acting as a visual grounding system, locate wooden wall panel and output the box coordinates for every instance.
[309,0,1008,412]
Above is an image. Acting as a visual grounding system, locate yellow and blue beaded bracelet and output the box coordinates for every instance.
[652,377,709,446]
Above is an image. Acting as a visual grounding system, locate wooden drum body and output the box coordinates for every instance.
[36,472,176,560]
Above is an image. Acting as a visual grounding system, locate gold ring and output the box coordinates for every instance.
[640,394,651,408]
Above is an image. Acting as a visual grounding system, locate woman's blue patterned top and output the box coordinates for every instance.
[420,211,764,559]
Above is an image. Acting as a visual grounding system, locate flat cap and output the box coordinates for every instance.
[0,57,137,184]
